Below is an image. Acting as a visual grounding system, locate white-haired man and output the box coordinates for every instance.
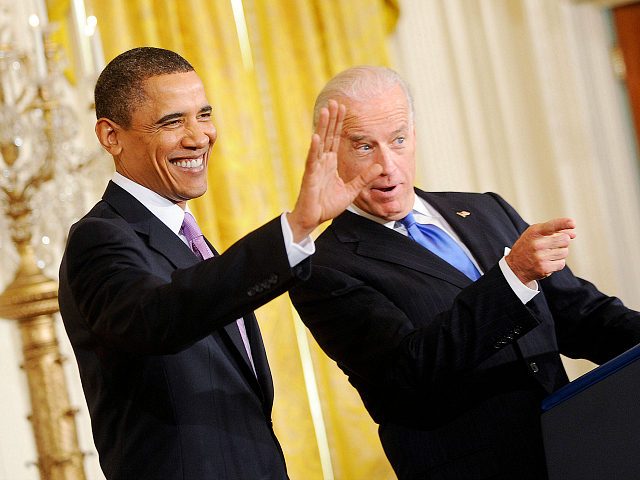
[290,65,640,479]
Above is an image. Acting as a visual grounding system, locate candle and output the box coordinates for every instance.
[28,14,47,82]
[86,16,105,75]
[70,0,92,79]
[33,0,48,26]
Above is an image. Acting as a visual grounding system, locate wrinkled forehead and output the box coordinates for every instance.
[341,87,412,137]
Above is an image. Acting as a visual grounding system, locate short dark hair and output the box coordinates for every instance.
[94,47,194,128]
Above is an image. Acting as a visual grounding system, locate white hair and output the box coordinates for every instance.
[313,65,414,128]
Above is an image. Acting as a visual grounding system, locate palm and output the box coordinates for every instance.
[289,101,381,241]
[299,150,361,223]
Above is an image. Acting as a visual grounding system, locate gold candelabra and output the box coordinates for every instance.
[0,89,86,480]
[0,3,107,479]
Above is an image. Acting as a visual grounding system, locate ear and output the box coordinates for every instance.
[95,118,123,155]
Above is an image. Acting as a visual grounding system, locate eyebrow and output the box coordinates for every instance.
[391,126,409,136]
[348,126,409,143]
[155,105,213,125]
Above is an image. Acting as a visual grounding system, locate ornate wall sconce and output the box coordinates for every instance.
[0,2,108,478]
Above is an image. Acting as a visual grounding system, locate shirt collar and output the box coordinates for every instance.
[411,195,440,223]
[345,193,449,235]
[112,172,190,235]
[346,192,438,225]
[347,203,397,228]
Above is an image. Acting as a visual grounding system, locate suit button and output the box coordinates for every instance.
[247,287,256,297]
[529,362,539,373]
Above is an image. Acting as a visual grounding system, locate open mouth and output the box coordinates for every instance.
[170,156,204,169]
[373,185,397,193]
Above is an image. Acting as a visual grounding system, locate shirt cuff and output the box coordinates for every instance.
[281,212,315,267]
[499,247,539,304]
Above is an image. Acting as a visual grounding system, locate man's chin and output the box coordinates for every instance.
[175,185,208,202]
[370,200,411,220]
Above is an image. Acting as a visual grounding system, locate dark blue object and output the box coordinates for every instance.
[542,342,640,411]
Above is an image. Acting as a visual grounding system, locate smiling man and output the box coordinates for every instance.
[289,66,640,479]
[58,47,379,480]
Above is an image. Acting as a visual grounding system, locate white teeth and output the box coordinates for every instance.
[173,157,203,168]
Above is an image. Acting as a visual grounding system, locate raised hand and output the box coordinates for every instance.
[287,99,382,242]
[505,217,577,288]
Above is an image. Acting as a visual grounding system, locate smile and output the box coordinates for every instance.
[170,156,204,169]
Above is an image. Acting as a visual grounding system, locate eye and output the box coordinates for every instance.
[395,137,405,144]
[357,144,372,151]
[198,111,212,121]
[162,119,182,128]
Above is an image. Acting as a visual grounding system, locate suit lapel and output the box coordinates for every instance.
[223,320,257,374]
[103,182,265,394]
[201,236,260,380]
[244,316,274,402]
[333,211,473,289]
[331,189,506,287]
[202,233,266,393]
[418,189,500,273]
[102,181,198,269]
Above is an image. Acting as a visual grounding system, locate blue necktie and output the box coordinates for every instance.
[399,211,481,281]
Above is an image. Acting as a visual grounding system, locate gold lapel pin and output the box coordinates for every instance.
[456,211,471,218]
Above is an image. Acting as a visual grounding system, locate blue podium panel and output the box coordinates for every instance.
[541,344,640,480]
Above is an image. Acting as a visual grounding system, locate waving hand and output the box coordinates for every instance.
[287,100,382,242]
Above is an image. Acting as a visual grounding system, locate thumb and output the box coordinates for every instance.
[345,163,383,193]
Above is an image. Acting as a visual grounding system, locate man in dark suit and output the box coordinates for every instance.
[289,65,640,479]
[58,47,380,480]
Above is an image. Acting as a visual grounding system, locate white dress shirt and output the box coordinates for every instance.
[348,194,538,304]
[112,172,314,267]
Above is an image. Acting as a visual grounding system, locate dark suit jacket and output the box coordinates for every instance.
[290,189,640,480]
[58,181,310,480]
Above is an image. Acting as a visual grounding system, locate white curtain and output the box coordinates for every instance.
[389,0,640,379]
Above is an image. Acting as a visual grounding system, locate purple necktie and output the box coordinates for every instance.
[180,212,255,372]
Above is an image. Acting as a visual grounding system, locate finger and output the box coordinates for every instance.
[305,133,322,169]
[329,103,345,153]
[546,247,570,261]
[318,150,338,175]
[345,163,383,193]
[546,258,567,274]
[537,217,576,237]
[557,228,577,240]
[323,100,339,152]
[533,256,566,278]
[545,232,572,248]
[314,107,329,153]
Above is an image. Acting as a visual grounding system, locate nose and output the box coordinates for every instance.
[182,121,216,150]
[377,146,396,175]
